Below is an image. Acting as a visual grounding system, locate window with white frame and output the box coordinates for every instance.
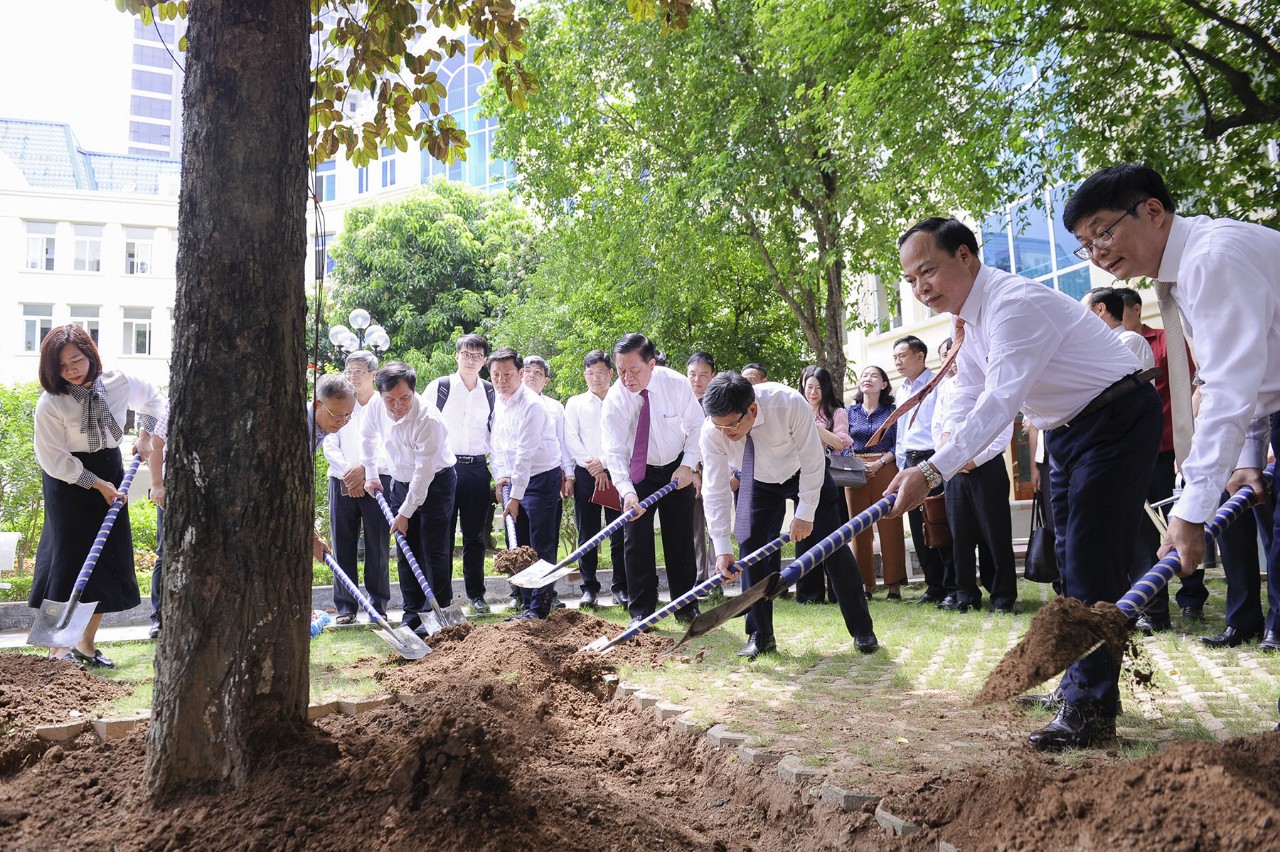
[357,165,369,194]
[313,233,334,280]
[123,307,153,355]
[380,147,396,187]
[125,227,155,275]
[25,222,56,271]
[315,160,336,202]
[73,224,104,272]
[980,186,1092,299]
[23,304,53,352]
[70,305,100,344]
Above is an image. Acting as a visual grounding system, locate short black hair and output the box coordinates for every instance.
[488,347,523,371]
[1062,164,1176,233]
[1113,286,1143,310]
[583,349,612,370]
[524,355,550,377]
[614,333,656,363]
[1084,287,1125,322]
[893,335,928,358]
[702,371,756,418]
[686,351,715,371]
[376,361,417,394]
[742,362,767,378]
[898,217,980,255]
[455,333,489,355]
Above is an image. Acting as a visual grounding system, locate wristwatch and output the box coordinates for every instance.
[917,459,943,490]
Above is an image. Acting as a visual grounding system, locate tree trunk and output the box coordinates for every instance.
[147,0,312,800]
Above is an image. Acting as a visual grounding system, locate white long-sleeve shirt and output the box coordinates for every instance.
[422,373,492,456]
[1157,214,1280,523]
[35,370,167,487]
[491,383,562,500]
[538,394,574,478]
[933,375,1011,468]
[1115,328,1156,370]
[601,365,703,498]
[359,393,454,519]
[894,367,939,472]
[700,383,824,558]
[930,264,1142,481]
[323,397,389,478]
[564,390,607,468]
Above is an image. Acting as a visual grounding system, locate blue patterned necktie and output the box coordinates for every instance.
[734,434,756,543]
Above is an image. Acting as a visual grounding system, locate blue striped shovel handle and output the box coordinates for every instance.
[561,480,678,568]
[775,495,896,591]
[323,550,396,632]
[70,455,142,595]
[371,490,442,608]
[501,484,518,549]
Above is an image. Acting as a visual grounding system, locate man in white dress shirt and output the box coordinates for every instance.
[602,333,702,624]
[424,334,496,614]
[1082,288,1156,371]
[886,217,1162,750]
[564,350,628,609]
[1065,163,1280,654]
[322,351,392,623]
[361,362,456,637]
[701,372,878,658]
[685,351,717,587]
[490,348,565,619]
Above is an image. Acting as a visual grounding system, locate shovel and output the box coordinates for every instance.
[671,495,896,651]
[371,490,467,634]
[508,480,679,588]
[322,550,431,659]
[28,455,142,649]
[583,533,791,653]
[976,463,1273,704]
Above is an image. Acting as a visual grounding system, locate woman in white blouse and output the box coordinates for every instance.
[30,325,166,667]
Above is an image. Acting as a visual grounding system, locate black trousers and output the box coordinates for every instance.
[150,505,164,626]
[1134,450,1207,618]
[572,465,626,596]
[622,458,696,620]
[1265,412,1280,634]
[512,466,563,609]
[450,459,492,601]
[795,465,845,603]
[328,474,392,617]
[904,449,952,596]
[1217,489,1267,633]
[390,467,456,627]
[739,469,872,643]
[943,454,1017,609]
[1048,382,1161,715]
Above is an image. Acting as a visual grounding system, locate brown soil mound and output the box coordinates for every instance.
[891,732,1280,850]
[975,597,1130,705]
[0,653,130,776]
[494,545,541,575]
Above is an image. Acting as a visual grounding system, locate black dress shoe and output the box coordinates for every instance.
[674,605,701,625]
[992,603,1016,614]
[1200,626,1260,648]
[937,596,974,613]
[1260,630,1280,652]
[736,635,777,659]
[1015,687,1064,711]
[914,592,946,605]
[613,589,631,607]
[855,632,879,654]
[1180,606,1205,621]
[578,590,599,610]
[148,623,161,640]
[1135,613,1171,635]
[1028,702,1116,751]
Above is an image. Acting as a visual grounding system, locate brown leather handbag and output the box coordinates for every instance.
[921,493,952,548]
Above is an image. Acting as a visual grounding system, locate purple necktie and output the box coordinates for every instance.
[630,389,650,483]
[734,434,756,543]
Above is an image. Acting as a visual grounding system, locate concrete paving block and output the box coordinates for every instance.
[35,721,87,743]
[633,692,660,711]
[307,701,339,720]
[820,783,881,812]
[777,755,821,784]
[91,715,148,743]
[674,716,707,736]
[706,724,749,748]
[738,746,782,766]
[939,841,960,852]
[337,696,392,716]
[654,702,690,721]
[617,682,642,698]
[874,801,921,835]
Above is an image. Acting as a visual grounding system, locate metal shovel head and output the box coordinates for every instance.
[668,572,783,652]
[506,558,560,589]
[419,610,446,636]
[375,625,433,660]
[431,601,469,628]
[581,635,615,654]
[27,598,98,649]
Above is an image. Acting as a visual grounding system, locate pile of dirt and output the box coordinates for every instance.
[493,545,540,575]
[0,654,129,775]
[891,732,1280,849]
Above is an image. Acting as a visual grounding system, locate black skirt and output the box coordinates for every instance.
[29,447,140,614]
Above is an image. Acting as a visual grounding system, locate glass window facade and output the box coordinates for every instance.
[316,160,336,202]
[419,46,513,192]
[123,307,153,355]
[980,187,1092,299]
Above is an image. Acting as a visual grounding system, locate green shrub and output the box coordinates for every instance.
[0,383,43,569]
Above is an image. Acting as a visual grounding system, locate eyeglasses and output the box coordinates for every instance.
[1072,200,1146,260]
[343,369,368,379]
[457,351,486,362]
[711,411,749,432]
[321,403,353,423]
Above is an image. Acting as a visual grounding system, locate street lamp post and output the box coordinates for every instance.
[328,308,390,359]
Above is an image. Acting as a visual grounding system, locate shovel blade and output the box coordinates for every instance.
[507,558,561,589]
[438,603,468,627]
[374,625,433,660]
[26,598,98,649]
[419,611,446,636]
[668,573,782,652]
[581,635,613,654]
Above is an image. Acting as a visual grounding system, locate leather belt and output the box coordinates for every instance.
[904,449,935,463]
[455,454,487,465]
[1061,367,1162,429]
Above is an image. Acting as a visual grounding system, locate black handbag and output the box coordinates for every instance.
[1023,497,1059,583]
[826,452,867,489]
